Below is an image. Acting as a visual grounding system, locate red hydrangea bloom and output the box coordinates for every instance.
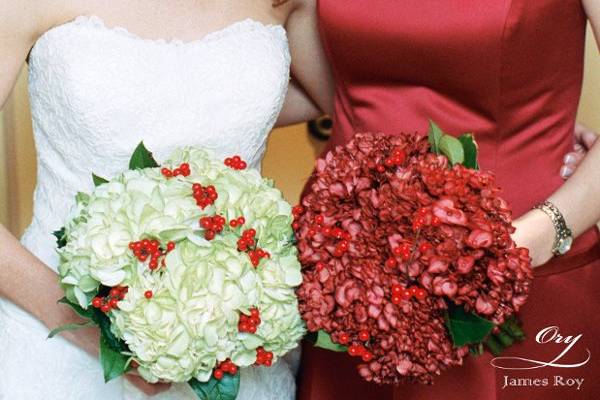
[295,132,533,384]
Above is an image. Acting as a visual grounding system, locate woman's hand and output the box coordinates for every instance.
[561,123,599,179]
[511,209,556,268]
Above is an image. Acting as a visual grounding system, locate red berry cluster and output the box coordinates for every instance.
[328,225,352,257]
[192,183,218,209]
[237,229,256,250]
[161,163,190,178]
[387,239,434,268]
[337,330,370,344]
[200,215,226,240]
[128,239,175,270]
[255,347,274,367]
[229,216,245,228]
[213,359,238,380]
[238,307,261,333]
[291,205,305,230]
[248,248,270,267]
[237,229,270,267]
[411,206,441,231]
[375,147,406,173]
[392,242,413,262]
[224,155,247,170]
[348,343,374,363]
[92,286,128,313]
[391,284,427,305]
[337,330,374,362]
[303,214,352,258]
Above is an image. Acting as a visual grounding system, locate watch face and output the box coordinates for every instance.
[558,236,573,255]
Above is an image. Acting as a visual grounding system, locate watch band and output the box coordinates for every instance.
[533,200,573,256]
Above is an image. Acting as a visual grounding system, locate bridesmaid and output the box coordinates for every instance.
[283,0,600,398]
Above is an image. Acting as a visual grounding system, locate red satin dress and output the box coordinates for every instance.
[297,1,600,399]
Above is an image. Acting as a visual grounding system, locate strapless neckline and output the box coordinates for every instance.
[37,15,287,48]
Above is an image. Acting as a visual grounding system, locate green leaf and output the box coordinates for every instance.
[484,335,503,356]
[92,308,128,352]
[428,120,444,154]
[498,315,526,342]
[307,330,348,352]
[53,227,67,249]
[494,331,514,347]
[57,297,95,320]
[446,304,495,347]
[58,297,130,383]
[129,141,159,170]
[92,173,109,187]
[100,334,129,383]
[47,321,96,339]
[479,315,527,356]
[188,373,240,400]
[439,135,465,166]
[458,134,479,170]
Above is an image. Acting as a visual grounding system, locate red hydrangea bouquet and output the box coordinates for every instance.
[293,122,533,384]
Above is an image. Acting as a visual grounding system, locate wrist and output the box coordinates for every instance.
[533,200,574,256]
[512,209,555,267]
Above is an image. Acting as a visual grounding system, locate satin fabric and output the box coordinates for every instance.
[297,1,600,399]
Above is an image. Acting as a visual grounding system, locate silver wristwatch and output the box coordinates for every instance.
[533,200,573,256]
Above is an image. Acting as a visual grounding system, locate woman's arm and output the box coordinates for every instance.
[0,0,100,359]
[276,0,335,125]
[513,137,600,266]
[0,2,168,394]
[0,4,67,317]
[275,79,323,127]
[512,0,600,267]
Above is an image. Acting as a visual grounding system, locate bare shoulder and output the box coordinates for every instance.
[0,0,77,106]
[0,0,76,42]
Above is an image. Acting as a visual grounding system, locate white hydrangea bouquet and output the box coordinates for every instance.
[50,143,305,399]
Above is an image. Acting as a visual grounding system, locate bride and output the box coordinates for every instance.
[0,0,325,398]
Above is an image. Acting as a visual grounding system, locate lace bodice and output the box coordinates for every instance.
[0,16,296,400]
[22,15,290,269]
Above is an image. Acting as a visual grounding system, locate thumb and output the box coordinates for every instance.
[574,123,599,150]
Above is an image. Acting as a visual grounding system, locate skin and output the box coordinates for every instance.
[0,0,313,395]
[560,122,599,179]
[285,0,600,267]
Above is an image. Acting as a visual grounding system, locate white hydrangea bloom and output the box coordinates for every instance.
[57,147,305,383]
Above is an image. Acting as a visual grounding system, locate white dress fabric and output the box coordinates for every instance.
[0,16,297,400]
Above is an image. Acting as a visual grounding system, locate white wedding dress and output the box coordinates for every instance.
[0,16,298,400]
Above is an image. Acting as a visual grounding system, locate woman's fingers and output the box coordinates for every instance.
[561,152,582,179]
[562,123,599,179]
[563,151,582,165]
[560,165,574,179]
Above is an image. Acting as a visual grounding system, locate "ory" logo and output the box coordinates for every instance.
[490,326,591,370]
